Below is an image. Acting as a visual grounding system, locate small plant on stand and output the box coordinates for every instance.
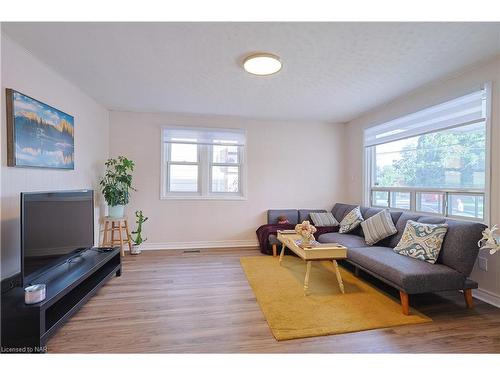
[130,210,148,255]
[99,156,135,218]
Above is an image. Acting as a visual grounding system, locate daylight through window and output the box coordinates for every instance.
[364,88,489,221]
[161,127,246,199]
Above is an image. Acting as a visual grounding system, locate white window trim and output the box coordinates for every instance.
[208,145,244,197]
[363,83,492,224]
[160,126,247,200]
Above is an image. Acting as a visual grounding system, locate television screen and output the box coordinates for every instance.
[21,190,94,284]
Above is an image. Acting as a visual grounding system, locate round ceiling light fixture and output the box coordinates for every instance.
[243,53,282,76]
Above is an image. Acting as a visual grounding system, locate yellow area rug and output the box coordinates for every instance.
[240,255,431,341]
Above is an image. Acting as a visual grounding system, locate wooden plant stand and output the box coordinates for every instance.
[100,217,133,256]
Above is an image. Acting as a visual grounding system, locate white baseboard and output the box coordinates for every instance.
[472,288,500,308]
[138,240,259,251]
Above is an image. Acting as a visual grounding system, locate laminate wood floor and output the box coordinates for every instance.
[47,248,500,353]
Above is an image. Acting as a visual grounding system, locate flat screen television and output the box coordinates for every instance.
[21,190,94,285]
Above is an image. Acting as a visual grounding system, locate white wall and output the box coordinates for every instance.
[109,111,346,248]
[345,56,500,306]
[1,35,110,279]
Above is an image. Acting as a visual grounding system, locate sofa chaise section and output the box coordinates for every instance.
[318,203,485,315]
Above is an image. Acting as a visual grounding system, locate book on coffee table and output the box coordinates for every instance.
[294,239,320,249]
[294,239,345,249]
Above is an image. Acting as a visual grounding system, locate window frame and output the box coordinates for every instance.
[208,144,243,196]
[164,142,201,197]
[160,127,247,200]
[363,83,491,224]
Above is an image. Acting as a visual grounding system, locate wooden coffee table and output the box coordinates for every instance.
[277,231,348,295]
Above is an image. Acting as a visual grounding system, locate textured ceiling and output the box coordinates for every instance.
[2,22,500,122]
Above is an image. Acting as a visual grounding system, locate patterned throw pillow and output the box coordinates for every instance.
[361,209,397,245]
[394,220,448,264]
[310,212,339,227]
[339,206,364,234]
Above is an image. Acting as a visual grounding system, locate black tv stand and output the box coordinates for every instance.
[1,247,121,353]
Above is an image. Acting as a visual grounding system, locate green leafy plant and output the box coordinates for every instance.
[99,156,135,206]
[131,210,148,245]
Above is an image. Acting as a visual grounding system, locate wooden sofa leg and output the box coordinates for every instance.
[464,289,473,308]
[272,244,277,257]
[399,291,410,315]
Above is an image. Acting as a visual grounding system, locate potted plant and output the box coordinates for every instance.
[99,156,135,218]
[130,210,148,254]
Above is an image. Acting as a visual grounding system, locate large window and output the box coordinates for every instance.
[161,127,246,199]
[364,87,490,222]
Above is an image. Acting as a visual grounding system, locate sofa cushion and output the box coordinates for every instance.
[387,212,423,248]
[339,206,364,234]
[394,220,448,264]
[331,205,403,239]
[331,203,358,223]
[310,212,339,227]
[434,219,486,276]
[347,246,466,294]
[317,232,369,248]
[298,209,327,223]
[267,209,299,225]
[416,216,485,275]
[361,209,398,245]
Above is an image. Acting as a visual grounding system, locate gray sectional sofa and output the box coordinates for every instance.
[267,203,486,315]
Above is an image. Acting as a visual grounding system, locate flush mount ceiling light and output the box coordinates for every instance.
[243,53,282,76]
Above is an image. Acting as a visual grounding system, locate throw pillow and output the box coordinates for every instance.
[339,206,364,234]
[309,212,339,227]
[394,220,448,264]
[361,209,397,245]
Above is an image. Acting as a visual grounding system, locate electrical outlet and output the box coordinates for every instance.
[478,256,488,271]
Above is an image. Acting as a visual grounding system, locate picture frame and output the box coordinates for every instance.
[6,88,75,169]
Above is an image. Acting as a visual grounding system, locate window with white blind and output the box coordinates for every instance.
[364,85,491,222]
[161,127,246,199]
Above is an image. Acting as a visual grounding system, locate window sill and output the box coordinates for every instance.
[370,205,486,224]
[160,195,247,201]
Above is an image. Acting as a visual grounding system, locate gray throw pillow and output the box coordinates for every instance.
[310,212,339,227]
[394,220,448,264]
[361,209,397,245]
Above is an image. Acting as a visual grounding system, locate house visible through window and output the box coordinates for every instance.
[364,86,490,222]
[161,127,246,199]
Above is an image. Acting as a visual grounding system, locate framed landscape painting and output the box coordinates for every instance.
[6,89,75,169]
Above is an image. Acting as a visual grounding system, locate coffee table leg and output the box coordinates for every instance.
[279,243,286,265]
[304,261,312,295]
[333,260,345,294]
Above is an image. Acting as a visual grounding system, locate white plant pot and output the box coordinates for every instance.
[131,244,142,255]
[108,205,125,218]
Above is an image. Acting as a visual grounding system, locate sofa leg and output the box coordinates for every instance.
[272,244,277,257]
[463,289,473,308]
[399,291,410,315]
